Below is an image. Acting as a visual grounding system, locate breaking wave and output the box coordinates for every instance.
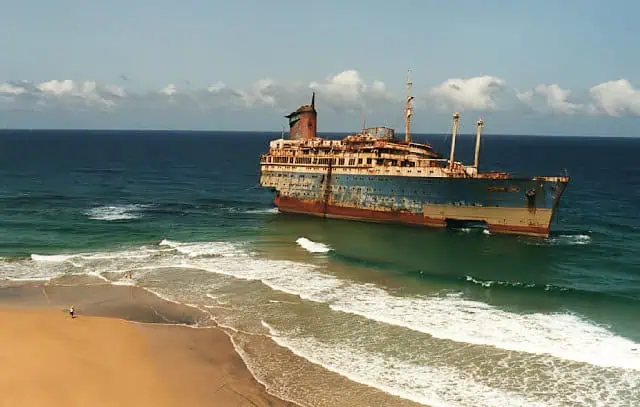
[84,204,150,221]
[518,233,593,246]
[30,254,76,263]
[296,237,332,253]
[262,321,549,407]
[5,239,637,371]
[464,275,570,292]
[159,239,248,258]
[1,238,638,406]
[245,208,279,214]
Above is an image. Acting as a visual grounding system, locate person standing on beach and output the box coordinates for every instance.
[69,305,75,319]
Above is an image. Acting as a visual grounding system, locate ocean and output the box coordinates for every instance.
[1,129,639,407]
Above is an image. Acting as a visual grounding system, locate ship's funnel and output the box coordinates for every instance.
[285,92,317,140]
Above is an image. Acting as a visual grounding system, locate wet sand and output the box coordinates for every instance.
[0,279,298,407]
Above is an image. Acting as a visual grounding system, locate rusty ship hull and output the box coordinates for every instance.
[261,166,567,237]
[259,74,569,238]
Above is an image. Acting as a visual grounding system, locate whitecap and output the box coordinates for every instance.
[296,237,332,253]
[245,208,279,214]
[85,204,149,221]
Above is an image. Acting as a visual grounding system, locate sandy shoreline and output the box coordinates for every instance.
[0,280,298,407]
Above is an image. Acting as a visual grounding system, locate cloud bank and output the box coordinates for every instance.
[1,70,639,131]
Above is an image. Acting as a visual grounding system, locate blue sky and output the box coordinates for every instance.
[1,0,639,135]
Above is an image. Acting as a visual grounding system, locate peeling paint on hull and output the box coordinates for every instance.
[262,169,567,238]
[274,195,552,237]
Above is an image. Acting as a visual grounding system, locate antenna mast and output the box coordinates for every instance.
[404,70,414,143]
[362,107,366,135]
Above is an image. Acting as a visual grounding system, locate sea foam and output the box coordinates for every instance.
[2,238,639,407]
[84,204,149,221]
[296,237,332,253]
[262,321,550,407]
[6,239,639,371]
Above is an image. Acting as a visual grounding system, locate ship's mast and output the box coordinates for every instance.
[404,70,414,143]
[362,108,366,135]
[449,112,460,170]
[473,119,484,169]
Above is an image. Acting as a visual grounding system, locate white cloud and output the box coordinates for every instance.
[249,78,277,107]
[310,70,365,104]
[517,84,582,114]
[207,81,225,92]
[33,79,116,108]
[371,80,386,95]
[104,84,126,98]
[0,83,26,95]
[201,78,280,109]
[429,76,506,111]
[308,70,393,110]
[589,79,640,116]
[160,84,177,96]
[515,89,534,105]
[37,79,75,95]
[537,84,582,114]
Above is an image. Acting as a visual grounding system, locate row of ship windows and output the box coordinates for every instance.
[273,173,434,183]
[335,186,428,195]
[288,191,404,204]
[284,182,427,195]
[269,157,373,165]
[266,164,437,176]
[276,173,319,178]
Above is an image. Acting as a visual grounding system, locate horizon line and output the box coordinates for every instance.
[0,128,635,139]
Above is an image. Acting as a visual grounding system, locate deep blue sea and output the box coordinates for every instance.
[1,130,639,407]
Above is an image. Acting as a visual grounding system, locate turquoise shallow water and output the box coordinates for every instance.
[1,130,639,406]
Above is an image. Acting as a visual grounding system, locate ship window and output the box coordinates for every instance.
[366,158,372,164]
[358,158,363,164]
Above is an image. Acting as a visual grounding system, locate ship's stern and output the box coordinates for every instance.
[259,154,276,193]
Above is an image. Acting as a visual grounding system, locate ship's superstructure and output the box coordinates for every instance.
[259,72,569,237]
